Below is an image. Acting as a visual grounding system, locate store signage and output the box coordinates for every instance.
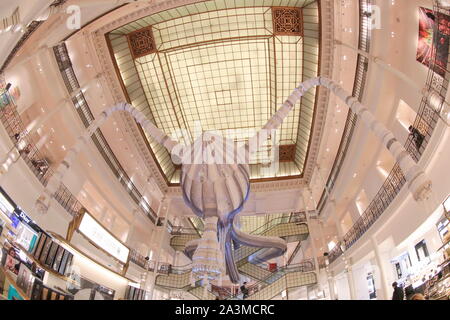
[78,212,129,263]
[18,210,31,224]
[12,209,41,234]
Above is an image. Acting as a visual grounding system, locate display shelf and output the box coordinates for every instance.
[0,266,30,300]
[12,242,77,286]
[48,232,137,283]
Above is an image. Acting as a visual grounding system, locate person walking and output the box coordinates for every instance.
[392,282,404,300]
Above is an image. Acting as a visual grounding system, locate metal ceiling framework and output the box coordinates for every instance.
[107,0,320,184]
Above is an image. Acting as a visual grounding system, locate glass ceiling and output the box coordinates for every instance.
[108,0,319,184]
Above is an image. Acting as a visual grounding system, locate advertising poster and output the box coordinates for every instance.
[417,7,450,77]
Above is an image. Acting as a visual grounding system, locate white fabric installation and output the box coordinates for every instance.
[32,77,432,284]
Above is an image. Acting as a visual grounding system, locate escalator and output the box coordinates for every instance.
[156,215,314,297]
[155,260,317,300]
[228,262,317,300]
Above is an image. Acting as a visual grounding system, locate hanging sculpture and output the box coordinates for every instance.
[34,77,432,284]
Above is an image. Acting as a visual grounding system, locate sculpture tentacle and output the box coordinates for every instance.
[35,102,181,214]
[244,76,431,201]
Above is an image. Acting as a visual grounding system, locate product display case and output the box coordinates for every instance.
[125,285,147,300]
[33,233,73,276]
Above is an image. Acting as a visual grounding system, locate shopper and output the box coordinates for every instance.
[240,282,249,300]
[408,125,425,151]
[392,282,404,300]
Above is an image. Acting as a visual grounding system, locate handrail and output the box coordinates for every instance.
[0,94,83,217]
[53,43,158,224]
[328,1,447,263]
[0,0,70,74]
[226,259,316,300]
[248,213,306,236]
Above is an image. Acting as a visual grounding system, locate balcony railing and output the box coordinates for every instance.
[328,1,448,263]
[0,90,151,270]
[53,43,157,224]
[0,94,83,217]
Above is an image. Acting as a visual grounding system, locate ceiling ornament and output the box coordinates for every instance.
[272,7,303,36]
[279,144,297,162]
[127,26,157,59]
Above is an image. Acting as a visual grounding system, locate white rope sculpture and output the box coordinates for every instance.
[33,77,432,284]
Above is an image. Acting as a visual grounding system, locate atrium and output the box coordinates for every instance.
[0,0,448,301]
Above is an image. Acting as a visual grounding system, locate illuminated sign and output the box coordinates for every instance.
[0,191,15,216]
[78,212,129,263]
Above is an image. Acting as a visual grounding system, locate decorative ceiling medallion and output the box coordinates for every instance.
[279,144,297,162]
[127,26,157,59]
[272,7,303,36]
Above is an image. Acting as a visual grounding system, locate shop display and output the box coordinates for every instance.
[44,242,59,268]
[367,272,376,299]
[16,264,35,297]
[33,234,73,276]
[67,276,115,300]
[423,260,450,300]
[3,247,20,275]
[38,236,53,265]
[125,285,147,300]
[59,249,73,275]
[30,279,73,300]
[33,233,47,261]
[7,285,23,300]
[14,218,38,252]
[52,246,65,272]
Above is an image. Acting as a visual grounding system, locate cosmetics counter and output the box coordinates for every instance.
[0,187,142,300]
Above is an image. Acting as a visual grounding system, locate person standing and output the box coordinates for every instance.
[240,282,249,300]
[408,125,425,151]
[392,282,404,300]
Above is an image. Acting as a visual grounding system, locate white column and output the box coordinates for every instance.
[327,270,336,300]
[370,236,390,300]
[344,257,357,300]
